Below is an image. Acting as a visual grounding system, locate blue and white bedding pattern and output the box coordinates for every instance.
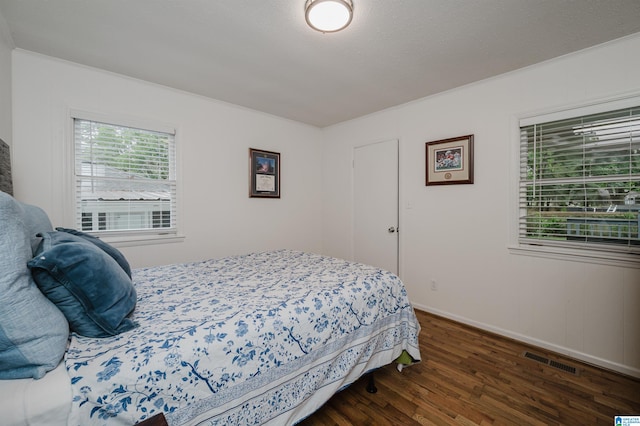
[64,250,421,425]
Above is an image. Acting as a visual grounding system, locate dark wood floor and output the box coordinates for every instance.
[300,309,640,425]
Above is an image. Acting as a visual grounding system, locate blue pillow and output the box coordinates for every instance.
[0,191,69,379]
[55,227,132,278]
[28,231,137,338]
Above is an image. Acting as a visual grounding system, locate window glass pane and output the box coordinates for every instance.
[152,210,171,229]
[74,118,176,235]
[519,105,640,254]
[81,212,92,231]
[98,212,106,231]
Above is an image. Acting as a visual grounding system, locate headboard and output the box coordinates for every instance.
[0,138,13,195]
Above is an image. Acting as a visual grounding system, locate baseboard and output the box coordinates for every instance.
[412,303,640,379]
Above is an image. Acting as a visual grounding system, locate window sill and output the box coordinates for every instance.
[508,244,640,269]
[100,233,185,248]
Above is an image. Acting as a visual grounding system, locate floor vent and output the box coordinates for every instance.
[522,351,579,375]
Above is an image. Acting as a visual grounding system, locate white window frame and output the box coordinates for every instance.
[69,110,183,247]
[509,94,640,268]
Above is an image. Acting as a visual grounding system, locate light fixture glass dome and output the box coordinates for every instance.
[305,0,353,33]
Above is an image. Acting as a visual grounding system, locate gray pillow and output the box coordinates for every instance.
[21,202,54,255]
[0,191,69,379]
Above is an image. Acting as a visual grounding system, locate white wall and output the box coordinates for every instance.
[0,8,12,145]
[11,50,324,268]
[9,32,640,377]
[321,34,640,377]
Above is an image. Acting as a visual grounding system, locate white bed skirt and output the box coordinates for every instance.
[2,361,71,426]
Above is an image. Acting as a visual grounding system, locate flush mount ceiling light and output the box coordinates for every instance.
[305,0,353,33]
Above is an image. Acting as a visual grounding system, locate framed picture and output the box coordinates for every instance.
[0,138,13,196]
[425,134,474,186]
[249,148,280,198]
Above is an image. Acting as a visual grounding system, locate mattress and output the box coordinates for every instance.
[2,250,421,425]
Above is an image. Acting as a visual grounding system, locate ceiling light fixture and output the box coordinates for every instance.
[305,0,353,33]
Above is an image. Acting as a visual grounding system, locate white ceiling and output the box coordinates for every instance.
[1,0,640,128]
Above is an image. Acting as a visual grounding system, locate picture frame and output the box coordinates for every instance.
[425,134,474,186]
[249,148,280,198]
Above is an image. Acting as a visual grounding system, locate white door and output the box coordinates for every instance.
[353,139,399,275]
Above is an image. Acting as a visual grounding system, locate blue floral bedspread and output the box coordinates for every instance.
[65,250,421,425]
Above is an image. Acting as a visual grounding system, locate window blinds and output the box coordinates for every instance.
[519,106,640,254]
[74,118,177,235]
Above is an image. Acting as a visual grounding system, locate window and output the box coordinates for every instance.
[519,103,640,255]
[73,117,177,238]
[152,210,171,228]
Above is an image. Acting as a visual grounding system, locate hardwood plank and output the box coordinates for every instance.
[300,309,640,426]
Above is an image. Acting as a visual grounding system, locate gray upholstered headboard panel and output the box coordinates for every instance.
[0,138,13,196]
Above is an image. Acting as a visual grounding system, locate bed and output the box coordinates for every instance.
[0,191,421,425]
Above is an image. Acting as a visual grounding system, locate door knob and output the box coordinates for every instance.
[388,226,396,233]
